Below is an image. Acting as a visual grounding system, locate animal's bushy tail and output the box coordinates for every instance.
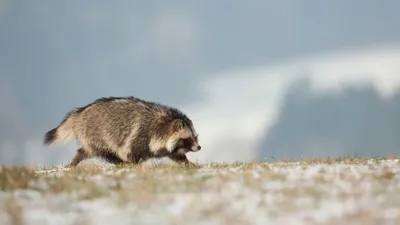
[44,111,77,145]
[44,127,58,145]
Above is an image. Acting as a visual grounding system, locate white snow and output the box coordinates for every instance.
[1,159,400,225]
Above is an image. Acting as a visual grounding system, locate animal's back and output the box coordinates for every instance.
[75,97,150,144]
[74,97,183,149]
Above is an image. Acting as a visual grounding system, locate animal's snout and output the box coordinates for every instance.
[192,144,201,152]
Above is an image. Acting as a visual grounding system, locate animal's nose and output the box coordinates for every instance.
[197,145,201,150]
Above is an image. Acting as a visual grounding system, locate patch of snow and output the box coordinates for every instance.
[0,159,399,224]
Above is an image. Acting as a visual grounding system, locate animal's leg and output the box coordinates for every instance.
[168,154,198,167]
[126,148,151,165]
[97,151,125,165]
[66,148,91,167]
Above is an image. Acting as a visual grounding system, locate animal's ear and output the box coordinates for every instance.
[173,119,185,131]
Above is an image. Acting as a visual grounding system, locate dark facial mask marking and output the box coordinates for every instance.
[174,138,194,152]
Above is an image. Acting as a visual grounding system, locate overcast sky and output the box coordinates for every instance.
[1,1,400,166]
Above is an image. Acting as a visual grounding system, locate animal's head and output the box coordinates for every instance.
[167,118,201,154]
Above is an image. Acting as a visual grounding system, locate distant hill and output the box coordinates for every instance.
[257,78,400,160]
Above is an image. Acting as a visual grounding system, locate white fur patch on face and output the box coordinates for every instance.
[166,128,192,152]
[149,137,167,153]
[177,148,187,155]
[166,138,178,152]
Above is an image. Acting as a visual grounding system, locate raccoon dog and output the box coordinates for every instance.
[43,96,201,167]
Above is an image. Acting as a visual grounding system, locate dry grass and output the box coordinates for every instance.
[0,156,398,197]
[0,166,38,191]
[0,156,399,225]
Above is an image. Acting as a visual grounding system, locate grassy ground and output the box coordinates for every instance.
[0,157,399,225]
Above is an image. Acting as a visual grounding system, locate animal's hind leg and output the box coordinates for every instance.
[98,151,125,165]
[66,148,91,167]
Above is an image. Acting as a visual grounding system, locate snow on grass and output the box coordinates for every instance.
[1,157,400,225]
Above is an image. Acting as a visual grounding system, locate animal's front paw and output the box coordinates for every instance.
[185,161,200,169]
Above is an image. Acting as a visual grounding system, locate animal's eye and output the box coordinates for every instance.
[179,139,187,145]
[181,138,192,146]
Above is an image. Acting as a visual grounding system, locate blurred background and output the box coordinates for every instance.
[1,1,400,166]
